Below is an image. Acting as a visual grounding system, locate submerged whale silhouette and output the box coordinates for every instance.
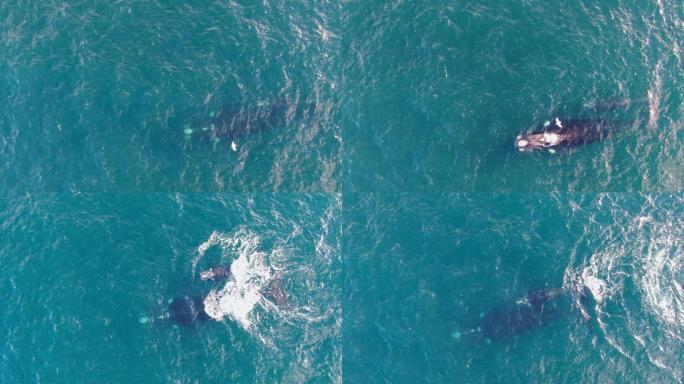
[183,100,315,143]
[515,117,616,153]
[480,288,566,340]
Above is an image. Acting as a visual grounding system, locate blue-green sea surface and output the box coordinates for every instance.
[343,1,683,192]
[343,193,684,383]
[0,194,341,383]
[0,1,341,193]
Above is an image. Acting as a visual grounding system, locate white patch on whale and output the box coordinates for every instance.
[543,132,560,145]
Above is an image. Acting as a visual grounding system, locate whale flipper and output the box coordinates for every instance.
[515,118,615,152]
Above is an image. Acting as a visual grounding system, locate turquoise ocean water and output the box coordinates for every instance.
[1,0,683,383]
[343,193,684,383]
[343,1,683,192]
[1,1,341,193]
[1,194,340,383]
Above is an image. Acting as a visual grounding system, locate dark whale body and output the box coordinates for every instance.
[262,278,288,307]
[168,295,210,327]
[515,118,614,153]
[186,101,315,141]
[208,102,290,139]
[481,288,566,340]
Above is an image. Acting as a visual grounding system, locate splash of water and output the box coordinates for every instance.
[574,204,684,381]
[194,228,274,331]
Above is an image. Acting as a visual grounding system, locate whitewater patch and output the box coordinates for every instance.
[573,209,684,381]
[193,228,275,331]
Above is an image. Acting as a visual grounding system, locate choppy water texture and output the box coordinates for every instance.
[343,1,683,192]
[0,1,341,193]
[2,1,684,383]
[3,1,681,194]
[0,194,341,383]
[343,193,684,383]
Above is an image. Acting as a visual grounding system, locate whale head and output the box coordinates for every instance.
[515,132,561,152]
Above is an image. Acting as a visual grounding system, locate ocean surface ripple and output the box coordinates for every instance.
[0,1,341,193]
[342,1,683,192]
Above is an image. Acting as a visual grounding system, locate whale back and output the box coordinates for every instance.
[187,100,316,142]
[263,277,288,307]
[516,118,615,152]
[481,288,567,340]
[168,295,210,326]
[211,101,290,139]
[550,119,612,146]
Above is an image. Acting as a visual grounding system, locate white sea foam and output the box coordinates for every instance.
[575,246,622,305]
[582,274,608,304]
[195,228,274,331]
[574,206,684,380]
[640,243,683,328]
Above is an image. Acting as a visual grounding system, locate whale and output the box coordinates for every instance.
[183,100,315,143]
[515,117,614,153]
[262,277,288,307]
[451,286,594,342]
[480,288,567,340]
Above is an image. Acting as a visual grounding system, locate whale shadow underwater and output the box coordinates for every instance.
[182,100,317,145]
[455,287,592,342]
[514,97,646,153]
